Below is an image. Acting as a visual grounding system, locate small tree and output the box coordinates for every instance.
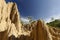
[27,16,33,23]
[51,17,54,26]
[51,17,54,21]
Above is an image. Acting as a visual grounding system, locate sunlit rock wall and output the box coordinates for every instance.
[0,0,60,40]
[0,0,27,40]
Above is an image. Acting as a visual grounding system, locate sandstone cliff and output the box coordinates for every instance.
[0,0,60,40]
[0,0,31,40]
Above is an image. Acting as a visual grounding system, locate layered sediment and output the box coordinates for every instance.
[0,0,60,40]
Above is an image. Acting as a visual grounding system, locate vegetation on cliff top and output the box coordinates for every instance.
[47,19,60,28]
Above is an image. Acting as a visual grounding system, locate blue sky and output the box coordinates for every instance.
[6,0,60,22]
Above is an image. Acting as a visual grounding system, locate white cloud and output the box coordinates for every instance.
[45,14,60,23]
[21,17,30,24]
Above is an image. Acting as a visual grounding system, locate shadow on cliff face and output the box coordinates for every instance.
[9,35,19,40]
[8,35,31,40]
[0,30,8,40]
